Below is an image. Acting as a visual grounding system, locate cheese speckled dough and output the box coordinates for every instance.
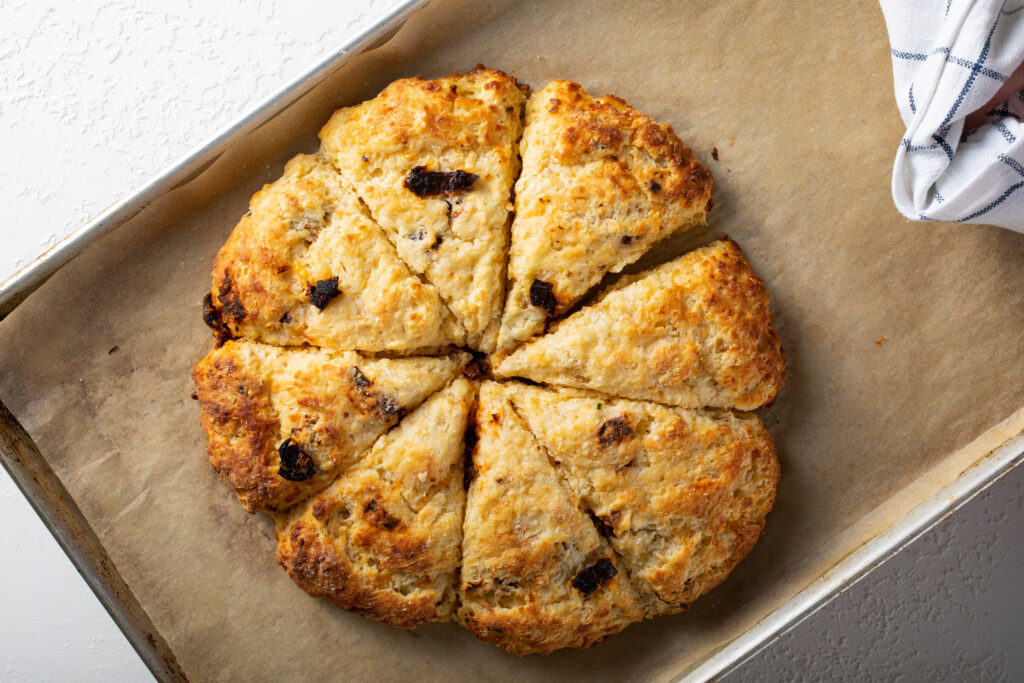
[191,340,468,513]
[496,80,714,349]
[505,383,780,615]
[275,379,474,628]
[206,154,463,352]
[320,67,525,351]
[458,382,642,655]
[193,67,788,657]
[494,239,786,410]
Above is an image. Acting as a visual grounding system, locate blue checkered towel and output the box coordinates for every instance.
[881,0,1024,230]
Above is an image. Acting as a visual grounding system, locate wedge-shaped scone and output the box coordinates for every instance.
[191,339,468,513]
[505,383,779,616]
[319,67,525,351]
[204,154,463,351]
[493,239,786,410]
[458,382,642,655]
[496,79,714,349]
[274,379,474,628]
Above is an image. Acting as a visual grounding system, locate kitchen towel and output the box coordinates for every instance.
[881,0,1024,230]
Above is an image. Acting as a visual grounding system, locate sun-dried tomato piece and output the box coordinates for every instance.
[351,366,404,422]
[278,438,316,481]
[377,394,405,422]
[307,277,340,310]
[598,415,634,446]
[572,558,618,595]
[216,272,246,323]
[588,511,616,539]
[463,353,492,380]
[404,166,479,197]
[529,279,558,317]
[352,366,371,389]
[202,292,233,346]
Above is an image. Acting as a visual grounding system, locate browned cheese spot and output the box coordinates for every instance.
[216,272,247,323]
[363,498,401,530]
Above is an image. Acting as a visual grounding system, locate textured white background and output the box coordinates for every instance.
[1,1,1021,680]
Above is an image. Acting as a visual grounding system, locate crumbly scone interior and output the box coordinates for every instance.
[193,67,786,657]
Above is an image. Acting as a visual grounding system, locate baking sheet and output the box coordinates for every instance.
[1,1,1023,680]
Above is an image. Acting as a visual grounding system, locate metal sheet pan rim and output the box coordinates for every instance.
[0,0,431,320]
[686,431,1024,682]
[0,2,1022,679]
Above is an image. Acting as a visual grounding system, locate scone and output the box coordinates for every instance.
[275,379,474,628]
[204,154,463,352]
[458,381,643,655]
[505,383,780,615]
[496,80,714,349]
[320,66,526,351]
[194,66,788,657]
[493,238,786,410]
[191,339,468,512]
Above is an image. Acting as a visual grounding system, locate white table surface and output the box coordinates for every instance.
[1,1,1021,680]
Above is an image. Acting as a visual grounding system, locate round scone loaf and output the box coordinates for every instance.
[192,66,786,656]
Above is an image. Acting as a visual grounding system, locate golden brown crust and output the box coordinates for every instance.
[493,239,787,410]
[195,69,785,655]
[191,340,468,513]
[275,380,474,628]
[505,383,779,615]
[320,67,526,351]
[458,382,642,655]
[546,81,712,205]
[496,80,714,349]
[206,154,463,351]
[192,343,282,510]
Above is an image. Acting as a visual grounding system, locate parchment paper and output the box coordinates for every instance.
[2,1,1023,680]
